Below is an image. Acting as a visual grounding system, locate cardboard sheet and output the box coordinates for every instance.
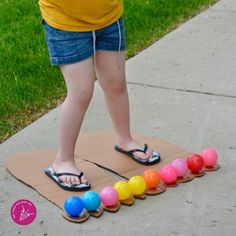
[5,150,120,210]
[75,130,193,179]
[5,131,218,223]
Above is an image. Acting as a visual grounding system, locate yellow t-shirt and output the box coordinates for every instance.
[38,0,123,32]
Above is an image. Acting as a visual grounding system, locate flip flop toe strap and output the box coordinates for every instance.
[114,144,160,165]
[129,144,148,154]
[55,171,84,180]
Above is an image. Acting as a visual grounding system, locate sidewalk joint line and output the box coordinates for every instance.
[127,82,236,99]
[210,8,236,13]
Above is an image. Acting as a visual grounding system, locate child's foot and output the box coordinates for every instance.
[118,138,154,160]
[52,160,88,185]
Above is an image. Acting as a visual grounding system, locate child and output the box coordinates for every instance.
[39,0,160,191]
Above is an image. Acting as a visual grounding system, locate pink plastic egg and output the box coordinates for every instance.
[201,148,218,167]
[171,159,187,177]
[160,164,178,184]
[99,187,119,207]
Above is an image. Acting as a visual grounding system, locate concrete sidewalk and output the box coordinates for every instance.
[1,0,236,235]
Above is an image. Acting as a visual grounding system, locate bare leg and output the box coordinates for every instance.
[52,57,95,185]
[95,51,153,159]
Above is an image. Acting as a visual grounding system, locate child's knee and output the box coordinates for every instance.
[67,87,93,105]
[105,76,127,94]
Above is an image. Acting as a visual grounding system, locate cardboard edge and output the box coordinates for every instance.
[165,182,179,188]
[176,172,195,183]
[62,210,90,223]
[89,206,104,218]
[189,170,206,178]
[134,193,146,200]
[102,201,121,213]
[121,195,135,206]
[145,183,166,195]
[204,163,220,172]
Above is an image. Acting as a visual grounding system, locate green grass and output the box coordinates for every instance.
[0,0,217,143]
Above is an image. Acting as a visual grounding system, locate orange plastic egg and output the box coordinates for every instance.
[143,169,161,189]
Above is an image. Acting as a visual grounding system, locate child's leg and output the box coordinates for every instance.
[52,57,95,185]
[95,51,153,160]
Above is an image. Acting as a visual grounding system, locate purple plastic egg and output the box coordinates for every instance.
[171,159,188,177]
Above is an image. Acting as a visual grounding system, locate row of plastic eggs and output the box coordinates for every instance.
[64,148,218,217]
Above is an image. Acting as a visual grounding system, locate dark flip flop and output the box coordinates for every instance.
[114,143,161,165]
[44,166,91,191]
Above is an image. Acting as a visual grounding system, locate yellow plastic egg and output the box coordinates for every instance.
[128,176,147,195]
[113,181,131,200]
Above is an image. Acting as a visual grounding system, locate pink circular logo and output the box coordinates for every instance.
[10,199,37,225]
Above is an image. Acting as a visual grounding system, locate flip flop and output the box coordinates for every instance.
[114,143,161,165]
[44,166,91,191]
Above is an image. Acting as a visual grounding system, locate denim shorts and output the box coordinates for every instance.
[41,17,126,66]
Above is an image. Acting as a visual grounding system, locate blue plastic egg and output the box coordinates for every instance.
[64,196,84,217]
[82,191,101,212]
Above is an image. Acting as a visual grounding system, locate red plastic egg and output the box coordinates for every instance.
[187,154,204,173]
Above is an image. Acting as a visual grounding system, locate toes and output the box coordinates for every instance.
[66,176,83,185]
[74,176,80,185]
[59,176,69,185]
[59,176,67,184]
[133,148,153,160]
[71,176,77,185]
[147,148,153,157]
[65,176,72,185]
[133,151,149,160]
[80,174,88,184]
[59,175,88,185]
